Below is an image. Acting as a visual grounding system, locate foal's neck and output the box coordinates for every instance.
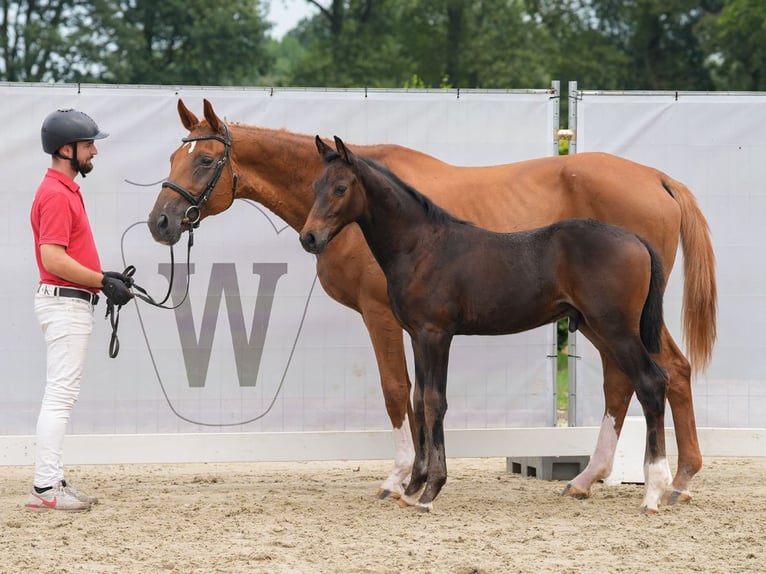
[356,163,435,268]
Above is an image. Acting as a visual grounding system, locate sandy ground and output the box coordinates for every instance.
[1,457,764,574]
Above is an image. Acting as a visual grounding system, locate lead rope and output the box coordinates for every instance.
[107,224,195,358]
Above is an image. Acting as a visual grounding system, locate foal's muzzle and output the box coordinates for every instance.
[300,230,327,254]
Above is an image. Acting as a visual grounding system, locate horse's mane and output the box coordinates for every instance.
[355,156,472,227]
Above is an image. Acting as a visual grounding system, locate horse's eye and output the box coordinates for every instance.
[199,156,214,168]
[335,185,347,197]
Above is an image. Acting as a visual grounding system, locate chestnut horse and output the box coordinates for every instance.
[301,136,669,512]
[147,99,716,506]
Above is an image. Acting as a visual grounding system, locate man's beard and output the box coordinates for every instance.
[78,158,94,175]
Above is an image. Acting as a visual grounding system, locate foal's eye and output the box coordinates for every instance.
[335,185,347,197]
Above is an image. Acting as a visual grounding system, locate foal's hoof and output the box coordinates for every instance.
[397,493,432,512]
[661,490,692,506]
[561,483,590,499]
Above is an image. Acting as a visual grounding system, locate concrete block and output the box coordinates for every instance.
[506,455,590,481]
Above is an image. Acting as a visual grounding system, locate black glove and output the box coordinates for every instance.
[102,270,134,288]
[101,272,134,306]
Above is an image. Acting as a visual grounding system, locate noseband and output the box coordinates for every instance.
[162,123,238,226]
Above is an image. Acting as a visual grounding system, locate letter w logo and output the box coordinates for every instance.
[158,262,288,388]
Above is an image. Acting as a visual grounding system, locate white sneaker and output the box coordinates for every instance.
[62,480,99,505]
[26,482,91,512]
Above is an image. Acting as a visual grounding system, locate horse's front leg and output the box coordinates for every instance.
[361,302,415,500]
[401,331,451,513]
[399,335,428,507]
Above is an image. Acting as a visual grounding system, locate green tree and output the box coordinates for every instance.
[73,0,273,85]
[288,0,414,86]
[698,0,766,90]
[0,0,88,81]
[581,0,720,90]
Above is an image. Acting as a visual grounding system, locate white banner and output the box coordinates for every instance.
[575,91,766,428]
[0,84,556,439]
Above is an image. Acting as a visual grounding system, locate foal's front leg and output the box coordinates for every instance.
[400,332,452,512]
[399,337,428,506]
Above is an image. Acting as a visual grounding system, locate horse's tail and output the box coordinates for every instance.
[639,239,666,355]
[663,175,717,373]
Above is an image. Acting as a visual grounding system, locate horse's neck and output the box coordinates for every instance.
[231,127,319,230]
[356,165,431,269]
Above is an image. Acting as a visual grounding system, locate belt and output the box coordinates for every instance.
[37,284,99,305]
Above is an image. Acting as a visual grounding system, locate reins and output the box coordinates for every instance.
[106,226,195,358]
[108,123,237,358]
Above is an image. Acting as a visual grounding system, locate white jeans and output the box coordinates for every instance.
[33,292,94,488]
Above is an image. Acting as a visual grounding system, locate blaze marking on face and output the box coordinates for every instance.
[183,141,196,154]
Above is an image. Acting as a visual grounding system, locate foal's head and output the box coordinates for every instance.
[300,136,368,254]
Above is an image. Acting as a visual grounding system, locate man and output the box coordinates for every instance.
[26,108,133,511]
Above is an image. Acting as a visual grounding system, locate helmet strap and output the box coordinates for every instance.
[54,143,86,178]
[71,143,87,178]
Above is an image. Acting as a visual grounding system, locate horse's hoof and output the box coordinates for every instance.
[662,490,691,506]
[640,505,660,515]
[414,503,431,514]
[398,492,424,509]
[377,489,402,501]
[561,483,590,499]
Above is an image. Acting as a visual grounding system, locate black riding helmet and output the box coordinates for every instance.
[41,109,108,177]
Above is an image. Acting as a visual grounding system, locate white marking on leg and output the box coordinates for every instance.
[568,414,619,492]
[379,414,415,497]
[642,458,672,512]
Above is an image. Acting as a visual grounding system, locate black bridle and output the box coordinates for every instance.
[107,124,238,358]
[161,123,238,227]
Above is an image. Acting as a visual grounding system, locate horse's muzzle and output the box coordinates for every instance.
[299,230,327,254]
[147,212,183,246]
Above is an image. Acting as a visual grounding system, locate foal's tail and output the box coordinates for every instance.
[639,239,665,355]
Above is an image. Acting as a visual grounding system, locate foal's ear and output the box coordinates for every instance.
[177,99,199,131]
[333,136,353,165]
[202,99,224,135]
[315,135,337,162]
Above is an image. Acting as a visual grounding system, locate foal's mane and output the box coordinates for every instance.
[354,155,471,227]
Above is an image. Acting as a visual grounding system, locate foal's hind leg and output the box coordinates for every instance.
[657,327,702,504]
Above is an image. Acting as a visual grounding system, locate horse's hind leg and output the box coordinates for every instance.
[591,335,670,512]
[362,306,415,499]
[627,351,671,513]
[563,352,633,498]
[657,327,702,504]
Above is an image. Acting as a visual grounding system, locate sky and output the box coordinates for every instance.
[267,0,320,39]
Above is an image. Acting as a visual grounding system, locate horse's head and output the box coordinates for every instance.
[300,136,365,255]
[147,98,238,245]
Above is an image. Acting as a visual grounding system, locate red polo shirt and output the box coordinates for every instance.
[30,168,101,292]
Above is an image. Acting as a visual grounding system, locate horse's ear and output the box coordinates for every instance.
[177,99,199,131]
[333,136,353,165]
[202,99,224,134]
[315,135,336,162]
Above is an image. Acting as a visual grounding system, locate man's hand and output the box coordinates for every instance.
[101,272,133,305]
[102,270,134,288]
